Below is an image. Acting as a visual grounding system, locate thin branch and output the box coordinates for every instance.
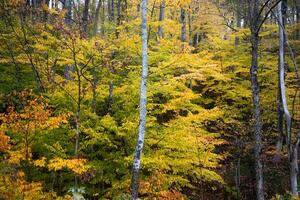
[270,8,300,86]
[256,0,282,34]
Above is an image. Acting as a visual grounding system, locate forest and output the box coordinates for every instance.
[0,0,299,199]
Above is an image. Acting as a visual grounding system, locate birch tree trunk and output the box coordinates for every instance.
[277,2,298,196]
[250,0,264,199]
[131,0,148,198]
[276,0,286,154]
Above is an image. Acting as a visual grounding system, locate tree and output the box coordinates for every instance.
[93,0,102,36]
[277,1,300,196]
[83,0,90,34]
[180,7,187,42]
[158,0,165,39]
[131,0,149,198]
[249,0,264,199]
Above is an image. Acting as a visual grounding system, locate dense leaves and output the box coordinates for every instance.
[0,0,299,199]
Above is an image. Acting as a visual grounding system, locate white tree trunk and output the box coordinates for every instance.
[278,2,298,196]
[131,0,148,199]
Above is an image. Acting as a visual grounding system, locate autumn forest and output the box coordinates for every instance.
[0,0,299,199]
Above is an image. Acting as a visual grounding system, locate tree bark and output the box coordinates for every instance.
[235,157,241,199]
[111,0,115,20]
[83,0,90,34]
[157,0,165,39]
[108,80,114,113]
[116,0,121,38]
[180,7,186,42]
[93,0,101,36]
[131,0,148,198]
[64,0,72,24]
[101,0,105,35]
[91,63,97,113]
[235,0,242,46]
[278,2,298,196]
[276,0,286,154]
[296,0,300,39]
[188,7,192,45]
[250,0,264,199]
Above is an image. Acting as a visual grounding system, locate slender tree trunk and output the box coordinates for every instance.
[188,7,192,45]
[116,0,121,38]
[180,7,186,42]
[278,2,298,196]
[157,0,165,39]
[235,0,242,46]
[193,32,199,46]
[296,0,300,39]
[91,64,97,113]
[93,0,101,36]
[290,142,299,196]
[64,0,72,24]
[74,101,80,192]
[108,0,111,20]
[101,0,105,35]
[117,0,121,25]
[235,157,241,199]
[108,80,114,113]
[131,0,148,198]
[83,0,90,34]
[29,59,44,92]
[50,62,56,93]
[276,0,286,154]
[73,49,82,193]
[111,0,115,20]
[5,41,21,86]
[250,1,264,199]
[75,101,81,160]
[276,87,284,153]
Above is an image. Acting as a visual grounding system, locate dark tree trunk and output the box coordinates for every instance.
[91,64,97,113]
[83,0,90,34]
[180,8,186,42]
[108,80,113,113]
[296,0,300,39]
[64,0,72,24]
[249,0,264,199]
[188,7,192,45]
[101,0,105,35]
[158,0,165,39]
[111,0,115,20]
[116,0,121,38]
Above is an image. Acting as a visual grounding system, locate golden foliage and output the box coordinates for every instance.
[0,131,10,151]
[48,158,89,175]
[0,170,72,200]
